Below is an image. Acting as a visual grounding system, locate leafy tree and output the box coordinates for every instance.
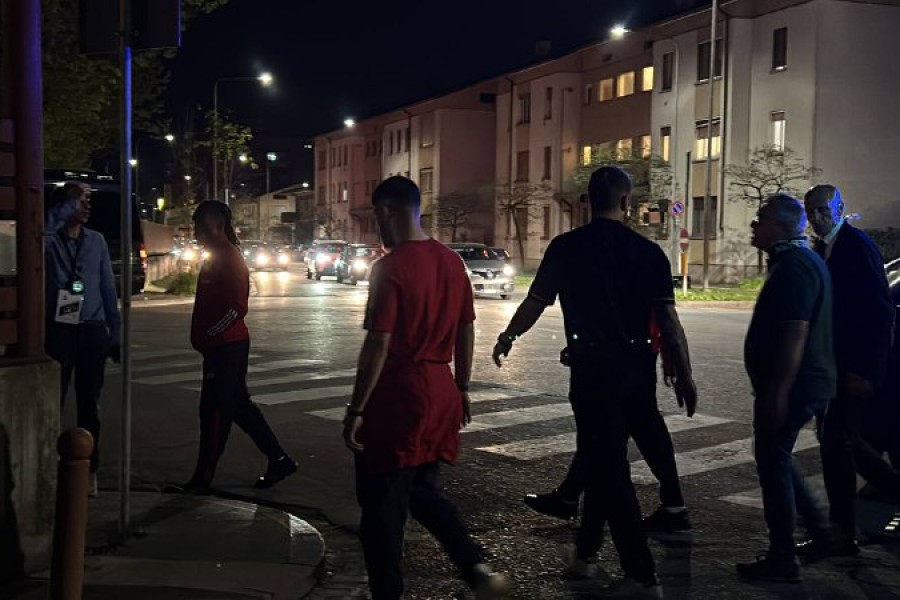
[435,191,481,242]
[496,182,551,269]
[202,111,257,200]
[724,145,821,273]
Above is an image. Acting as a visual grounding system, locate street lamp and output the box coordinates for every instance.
[266,152,277,194]
[129,158,137,167]
[239,153,249,163]
[343,118,355,128]
[302,182,310,189]
[610,24,629,39]
[213,72,275,203]
[164,134,175,143]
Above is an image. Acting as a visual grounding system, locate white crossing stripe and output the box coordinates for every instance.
[469,388,541,403]
[131,349,196,361]
[476,413,731,460]
[630,428,819,484]
[183,368,358,392]
[718,474,826,509]
[134,359,335,385]
[255,385,353,406]
[115,354,261,374]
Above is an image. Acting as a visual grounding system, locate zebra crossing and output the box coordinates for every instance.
[120,345,825,509]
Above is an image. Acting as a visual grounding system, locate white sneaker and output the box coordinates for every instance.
[88,474,98,498]
[468,563,511,599]
[600,575,663,598]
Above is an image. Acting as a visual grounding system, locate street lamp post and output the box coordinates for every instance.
[266,152,277,194]
[212,72,273,203]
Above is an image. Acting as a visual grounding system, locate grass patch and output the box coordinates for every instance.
[514,273,535,289]
[154,272,198,296]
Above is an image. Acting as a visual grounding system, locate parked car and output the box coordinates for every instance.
[306,240,347,280]
[336,244,383,285]
[241,240,290,271]
[44,170,146,294]
[447,242,516,299]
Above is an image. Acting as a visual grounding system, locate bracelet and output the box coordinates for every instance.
[345,404,364,417]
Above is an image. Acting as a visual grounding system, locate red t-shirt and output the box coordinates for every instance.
[359,239,476,472]
[190,241,250,353]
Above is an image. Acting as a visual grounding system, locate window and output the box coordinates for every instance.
[317,186,326,205]
[542,146,552,180]
[420,168,434,193]
[342,182,348,202]
[342,145,348,166]
[542,205,552,240]
[697,39,723,81]
[641,66,654,92]
[773,27,788,71]
[640,135,652,158]
[617,72,635,97]
[518,93,532,124]
[771,111,786,150]
[404,127,410,152]
[694,119,721,159]
[599,78,615,101]
[516,150,530,181]
[584,83,594,105]
[616,138,633,157]
[661,52,674,91]
[544,87,553,119]
[389,133,395,155]
[660,126,671,162]
[582,145,592,166]
[330,148,336,167]
[691,196,718,239]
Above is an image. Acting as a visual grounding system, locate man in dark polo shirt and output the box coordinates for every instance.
[342,177,509,600]
[492,166,696,598]
[737,194,835,582]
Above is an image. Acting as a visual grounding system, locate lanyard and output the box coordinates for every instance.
[57,230,84,285]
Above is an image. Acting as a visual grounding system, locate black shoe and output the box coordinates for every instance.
[736,553,801,583]
[175,479,211,496]
[642,506,692,534]
[523,489,578,520]
[255,455,298,489]
[795,535,859,564]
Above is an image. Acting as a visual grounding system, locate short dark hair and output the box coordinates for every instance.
[372,176,420,210]
[587,166,632,214]
[193,200,239,245]
[48,181,87,211]
[762,193,807,237]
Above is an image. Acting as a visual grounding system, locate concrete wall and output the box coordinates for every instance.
[0,360,60,576]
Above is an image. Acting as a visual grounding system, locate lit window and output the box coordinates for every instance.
[519,94,532,124]
[617,138,633,157]
[771,111,786,150]
[694,120,721,160]
[617,72,635,97]
[420,168,434,192]
[641,66,654,92]
[582,145,592,166]
[660,126,671,162]
[640,135,652,158]
[599,78,615,102]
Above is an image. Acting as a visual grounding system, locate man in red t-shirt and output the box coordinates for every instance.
[342,177,509,600]
[180,201,296,495]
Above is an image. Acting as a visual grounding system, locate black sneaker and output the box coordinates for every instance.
[255,455,298,489]
[795,534,859,564]
[523,489,578,520]
[736,553,801,583]
[642,506,692,534]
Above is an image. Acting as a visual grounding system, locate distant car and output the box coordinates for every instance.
[336,244,383,285]
[241,240,290,271]
[490,247,512,263]
[448,242,516,300]
[306,240,347,280]
[174,240,209,272]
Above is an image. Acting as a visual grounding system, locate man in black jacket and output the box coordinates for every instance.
[801,184,894,560]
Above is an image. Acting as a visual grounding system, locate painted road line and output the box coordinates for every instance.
[181,368,358,392]
[630,428,819,484]
[462,403,573,432]
[470,388,542,403]
[718,474,826,510]
[255,385,353,406]
[131,348,196,361]
[476,413,732,460]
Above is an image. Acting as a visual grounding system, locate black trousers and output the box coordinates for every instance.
[192,340,284,485]
[46,321,109,473]
[354,458,483,600]
[819,385,863,538]
[559,389,684,508]
[570,365,656,582]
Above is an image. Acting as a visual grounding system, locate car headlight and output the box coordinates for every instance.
[201,250,211,261]
[255,254,269,265]
[316,253,331,263]
[243,250,250,257]
[353,259,367,271]
[182,249,196,261]
[278,253,289,264]
[502,265,515,277]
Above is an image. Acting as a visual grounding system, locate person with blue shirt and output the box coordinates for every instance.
[44,181,121,497]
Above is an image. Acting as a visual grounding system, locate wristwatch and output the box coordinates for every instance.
[497,332,515,347]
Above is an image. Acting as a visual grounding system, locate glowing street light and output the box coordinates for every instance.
[156,197,166,211]
[164,133,175,143]
[239,153,249,163]
[302,182,310,189]
[344,118,356,128]
[129,158,138,167]
[258,72,274,86]
[184,175,192,182]
[267,152,277,162]
[610,24,629,39]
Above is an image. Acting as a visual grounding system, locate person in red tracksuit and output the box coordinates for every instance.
[181,201,297,495]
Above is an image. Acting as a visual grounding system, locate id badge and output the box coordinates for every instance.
[55,289,84,325]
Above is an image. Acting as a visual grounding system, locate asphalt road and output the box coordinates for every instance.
[75,264,900,599]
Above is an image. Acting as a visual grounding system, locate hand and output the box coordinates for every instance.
[342,415,364,452]
[672,375,697,417]
[559,347,570,367]
[843,372,873,399]
[492,341,512,367]
[461,392,472,428]
[107,343,122,364]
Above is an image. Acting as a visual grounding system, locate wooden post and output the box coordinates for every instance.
[50,429,94,600]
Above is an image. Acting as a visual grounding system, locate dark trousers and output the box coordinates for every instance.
[755,427,807,557]
[571,366,656,582]
[46,321,109,473]
[559,391,684,508]
[819,388,863,538]
[354,458,483,600]
[191,340,284,485]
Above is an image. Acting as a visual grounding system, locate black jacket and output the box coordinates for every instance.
[816,223,893,384]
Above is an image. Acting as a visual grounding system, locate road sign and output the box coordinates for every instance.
[669,200,686,217]
[679,228,690,252]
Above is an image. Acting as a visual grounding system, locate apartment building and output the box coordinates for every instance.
[313,82,498,244]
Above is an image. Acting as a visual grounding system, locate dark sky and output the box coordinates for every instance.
[165,0,705,187]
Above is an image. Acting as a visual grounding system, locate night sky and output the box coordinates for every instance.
[165,0,706,187]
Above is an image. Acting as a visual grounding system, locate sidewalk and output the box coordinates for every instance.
[2,491,325,600]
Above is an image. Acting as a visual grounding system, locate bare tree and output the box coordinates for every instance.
[496,182,551,269]
[724,145,821,273]
[435,192,481,242]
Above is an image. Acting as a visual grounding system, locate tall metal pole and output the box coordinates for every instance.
[702,0,718,289]
[118,0,134,541]
[212,81,219,202]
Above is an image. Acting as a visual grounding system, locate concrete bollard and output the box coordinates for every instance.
[50,428,94,600]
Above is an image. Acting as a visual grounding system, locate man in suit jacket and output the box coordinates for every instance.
[801,184,894,561]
